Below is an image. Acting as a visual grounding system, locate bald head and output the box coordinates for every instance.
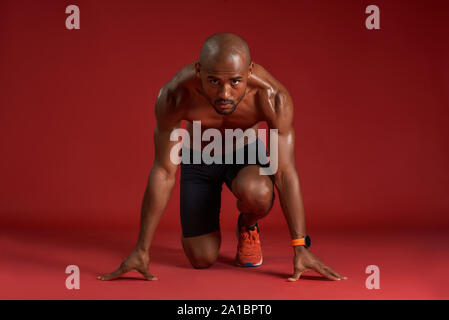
[199,33,251,69]
[196,33,253,116]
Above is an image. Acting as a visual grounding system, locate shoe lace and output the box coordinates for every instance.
[239,228,259,250]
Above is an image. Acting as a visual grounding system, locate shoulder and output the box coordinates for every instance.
[251,63,292,108]
[250,63,293,129]
[155,61,197,126]
[159,61,197,105]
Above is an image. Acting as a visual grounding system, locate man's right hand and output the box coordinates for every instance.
[97,248,158,281]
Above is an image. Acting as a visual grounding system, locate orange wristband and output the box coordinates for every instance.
[291,238,306,247]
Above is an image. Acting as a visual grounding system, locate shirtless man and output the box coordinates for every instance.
[98,33,346,282]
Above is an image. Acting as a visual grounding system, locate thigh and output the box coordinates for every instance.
[180,163,223,238]
[223,138,273,194]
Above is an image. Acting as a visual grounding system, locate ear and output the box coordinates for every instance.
[248,61,254,76]
[195,62,201,78]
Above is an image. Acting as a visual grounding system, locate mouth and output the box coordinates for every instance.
[216,102,233,109]
[213,100,236,115]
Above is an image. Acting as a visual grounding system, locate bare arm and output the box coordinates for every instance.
[136,112,182,252]
[98,86,183,281]
[268,90,347,281]
[265,91,305,238]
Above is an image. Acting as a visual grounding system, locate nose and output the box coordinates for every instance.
[218,84,231,100]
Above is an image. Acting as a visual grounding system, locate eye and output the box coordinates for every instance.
[209,79,219,85]
[231,79,240,85]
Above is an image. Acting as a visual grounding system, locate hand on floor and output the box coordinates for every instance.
[288,246,347,282]
[97,247,158,281]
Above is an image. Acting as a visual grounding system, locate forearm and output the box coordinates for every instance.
[136,166,176,252]
[274,170,306,239]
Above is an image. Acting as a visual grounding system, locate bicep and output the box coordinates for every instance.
[268,91,296,174]
[152,87,183,176]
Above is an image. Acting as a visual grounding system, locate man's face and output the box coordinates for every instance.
[196,55,253,115]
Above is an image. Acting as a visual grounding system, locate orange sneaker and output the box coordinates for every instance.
[235,215,263,267]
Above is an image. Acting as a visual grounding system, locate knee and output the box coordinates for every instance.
[240,180,274,216]
[189,253,217,269]
[181,232,221,269]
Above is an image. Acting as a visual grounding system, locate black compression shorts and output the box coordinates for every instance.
[180,138,270,238]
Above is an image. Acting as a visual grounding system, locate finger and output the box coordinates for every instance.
[287,269,307,282]
[314,264,340,281]
[135,264,158,281]
[97,266,126,281]
[142,271,158,281]
[324,265,347,280]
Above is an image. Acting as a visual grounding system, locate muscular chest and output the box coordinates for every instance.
[183,90,262,130]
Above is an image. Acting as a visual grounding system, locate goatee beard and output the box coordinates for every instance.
[213,103,237,115]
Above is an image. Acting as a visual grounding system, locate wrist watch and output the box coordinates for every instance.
[291,235,311,248]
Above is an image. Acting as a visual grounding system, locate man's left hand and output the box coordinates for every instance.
[288,246,348,281]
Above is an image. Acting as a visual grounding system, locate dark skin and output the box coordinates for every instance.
[98,34,347,282]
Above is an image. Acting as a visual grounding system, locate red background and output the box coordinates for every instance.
[1,0,449,301]
[1,0,448,232]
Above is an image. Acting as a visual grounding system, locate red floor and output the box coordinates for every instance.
[1,226,448,300]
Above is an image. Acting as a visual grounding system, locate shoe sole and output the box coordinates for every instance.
[235,257,263,267]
